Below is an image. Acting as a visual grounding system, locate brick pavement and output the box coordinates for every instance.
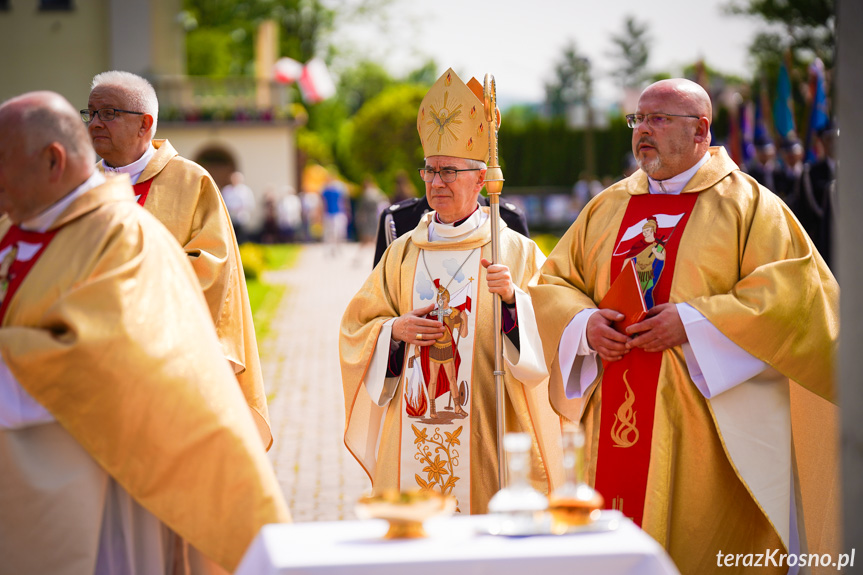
[259,242,376,522]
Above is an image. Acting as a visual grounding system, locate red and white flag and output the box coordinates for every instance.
[298,58,336,104]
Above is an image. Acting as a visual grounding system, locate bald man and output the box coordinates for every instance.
[0,91,289,574]
[84,71,271,449]
[531,79,838,574]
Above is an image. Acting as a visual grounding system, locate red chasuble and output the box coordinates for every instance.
[594,193,698,527]
[0,226,59,322]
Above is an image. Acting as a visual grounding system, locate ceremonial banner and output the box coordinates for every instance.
[594,193,698,526]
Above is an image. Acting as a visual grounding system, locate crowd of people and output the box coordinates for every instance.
[742,132,836,266]
[0,67,839,575]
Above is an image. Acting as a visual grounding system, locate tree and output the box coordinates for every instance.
[182,0,391,76]
[544,42,593,120]
[338,84,427,193]
[608,16,651,91]
[544,41,595,175]
[724,0,834,69]
[336,60,394,116]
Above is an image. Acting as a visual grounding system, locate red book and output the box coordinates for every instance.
[598,259,648,333]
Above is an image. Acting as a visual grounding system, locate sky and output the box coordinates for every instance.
[333,0,765,108]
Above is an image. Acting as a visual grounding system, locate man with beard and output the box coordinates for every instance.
[531,79,838,574]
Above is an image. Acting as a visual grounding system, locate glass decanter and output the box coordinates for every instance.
[548,421,604,533]
[487,432,549,535]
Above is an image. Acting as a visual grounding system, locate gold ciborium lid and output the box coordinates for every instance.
[356,490,456,539]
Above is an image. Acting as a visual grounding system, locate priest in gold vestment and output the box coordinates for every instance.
[85,70,271,448]
[531,79,839,574]
[0,92,289,574]
[340,69,562,514]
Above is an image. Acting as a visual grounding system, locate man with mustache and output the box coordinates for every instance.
[531,79,838,574]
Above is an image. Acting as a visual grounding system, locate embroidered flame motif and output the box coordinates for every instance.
[405,368,428,417]
[477,123,484,135]
[611,370,639,448]
[466,137,473,151]
[469,105,477,119]
[445,72,452,86]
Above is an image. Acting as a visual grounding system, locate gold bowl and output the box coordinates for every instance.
[355,491,456,539]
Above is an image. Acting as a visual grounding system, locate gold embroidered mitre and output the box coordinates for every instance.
[417,68,490,162]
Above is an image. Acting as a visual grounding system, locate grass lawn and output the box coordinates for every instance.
[243,243,302,342]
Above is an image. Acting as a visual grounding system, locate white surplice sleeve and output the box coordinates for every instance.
[557,308,602,399]
[364,318,401,406]
[677,303,768,398]
[502,286,549,387]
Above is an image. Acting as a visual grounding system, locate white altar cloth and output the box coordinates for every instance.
[235,512,680,575]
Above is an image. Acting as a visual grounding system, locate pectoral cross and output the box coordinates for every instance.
[431,293,451,321]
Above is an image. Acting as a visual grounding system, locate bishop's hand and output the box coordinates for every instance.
[392,303,445,347]
[481,258,515,304]
[586,309,630,362]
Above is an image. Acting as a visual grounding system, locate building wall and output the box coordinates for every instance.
[0,0,183,105]
[156,123,298,230]
[0,0,110,105]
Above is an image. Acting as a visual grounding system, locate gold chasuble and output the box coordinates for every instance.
[0,177,290,572]
[341,209,563,513]
[531,147,839,575]
[132,139,270,449]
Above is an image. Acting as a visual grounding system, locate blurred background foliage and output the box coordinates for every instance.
[181,0,834,198]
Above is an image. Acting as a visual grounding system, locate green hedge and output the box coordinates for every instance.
[499,117,633,186]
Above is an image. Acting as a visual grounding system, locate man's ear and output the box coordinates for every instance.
[45,142,66,183]
[140,114,154,137]
[476,168,487,191]
[694,118,710,143]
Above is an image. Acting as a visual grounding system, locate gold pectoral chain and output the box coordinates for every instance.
[610,370,639,448]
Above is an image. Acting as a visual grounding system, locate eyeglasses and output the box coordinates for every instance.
[625,113,700,129]
[80,108,144,123]
[418,167,481,183]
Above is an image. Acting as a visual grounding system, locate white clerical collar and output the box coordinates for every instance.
[429,205,487,242]
[648,151,711,195]
[100,142,156,185]
[21,171,107,232]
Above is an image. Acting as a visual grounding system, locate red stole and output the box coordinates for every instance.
[0,226,59,322]
[133,179,153,207]
[594,193,699,527]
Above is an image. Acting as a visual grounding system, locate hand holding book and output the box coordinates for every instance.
[599,259,648,333]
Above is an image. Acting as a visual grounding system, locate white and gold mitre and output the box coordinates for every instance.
[417,68,490,162]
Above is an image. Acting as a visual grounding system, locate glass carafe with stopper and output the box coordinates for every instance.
[487,432,549,535]
[548,421,604,533]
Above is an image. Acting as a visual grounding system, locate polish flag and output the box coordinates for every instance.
[297,58,336,104]
[273,57,303,84]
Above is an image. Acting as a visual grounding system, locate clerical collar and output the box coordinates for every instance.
[21,171,107,232]
[648,151,710,195]
[101,142,156,184]
[429,205,486,242]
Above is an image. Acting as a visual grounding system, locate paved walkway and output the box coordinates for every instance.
[260,242,376,522]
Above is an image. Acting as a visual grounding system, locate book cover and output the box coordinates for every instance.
[599,259,648,333]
